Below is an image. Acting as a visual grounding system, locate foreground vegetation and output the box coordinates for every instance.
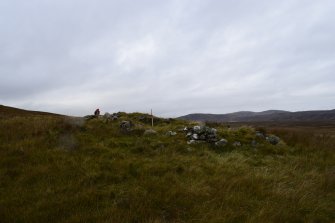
[0,110,334,223]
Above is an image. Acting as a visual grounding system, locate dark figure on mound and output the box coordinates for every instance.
[94,108,100,117]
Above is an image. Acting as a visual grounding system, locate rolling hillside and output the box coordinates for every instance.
[179,109,335,122]
[0,105,63,118]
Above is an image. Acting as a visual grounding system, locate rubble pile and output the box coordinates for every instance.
[184,126,222,145]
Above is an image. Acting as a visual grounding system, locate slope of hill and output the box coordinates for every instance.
[179,109,335,122]
[0,105,334,222]
[0,105,62,118]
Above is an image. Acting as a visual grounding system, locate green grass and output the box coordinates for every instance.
[0,111,334,223]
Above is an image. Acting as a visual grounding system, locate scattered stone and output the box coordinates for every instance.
[120,121,132,131]
[187,140,197,145]
[187,140,205,145]
[206,134,218,143]
[233,141,242,147]
[266,135,281,145]
[166,131,177,136]
[215,138,228,146]
[193,126,201,132]
[144,129,158,136]
[111,113,119,120]
[116,112,123,117]
[177,128,186,133]
[102,112,118,123]
[103,112,111,118]
[103,113,111,123]
[255,131,265,139]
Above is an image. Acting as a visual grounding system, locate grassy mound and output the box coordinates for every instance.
[0,111,334,222]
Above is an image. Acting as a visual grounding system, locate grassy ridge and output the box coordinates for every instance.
[0,112,334,222]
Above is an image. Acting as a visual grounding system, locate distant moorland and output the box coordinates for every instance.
[179,109,335,122]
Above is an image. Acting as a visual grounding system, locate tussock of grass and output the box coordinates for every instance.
[0,113,334,222]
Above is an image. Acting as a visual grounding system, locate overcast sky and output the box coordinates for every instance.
[1,0,334,117]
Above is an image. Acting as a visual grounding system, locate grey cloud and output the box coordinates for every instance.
[1,0,334,116]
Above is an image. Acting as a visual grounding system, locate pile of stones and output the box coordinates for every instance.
[184,125,222,145]
[185,126,281,147]
[103,112,119,122]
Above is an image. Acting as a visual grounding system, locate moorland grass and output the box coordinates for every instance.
[0,113,334,223]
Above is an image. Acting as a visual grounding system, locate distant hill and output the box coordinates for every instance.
[0,105,63,118]
[179,109,335,122]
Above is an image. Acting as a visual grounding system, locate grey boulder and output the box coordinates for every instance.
[120,121,132,131]
[266,135,281,145]
[215,139,228,146]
